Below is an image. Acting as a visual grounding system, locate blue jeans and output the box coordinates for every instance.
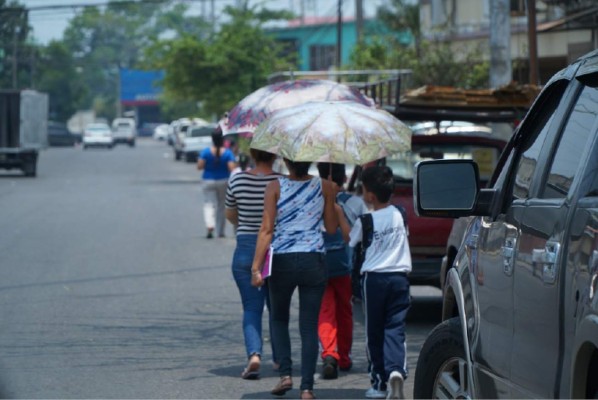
[232,234,275,360]
[269,252,327,391]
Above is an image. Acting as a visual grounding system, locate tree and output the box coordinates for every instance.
[0,0,30,89]
[35,41,87,122]
[144,5,294,117]
[349,1,489,89]
[59,0,209,120]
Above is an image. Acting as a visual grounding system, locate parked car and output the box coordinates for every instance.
[48,121,76,147]
[172,118,209,160]
[181,123,218,163]
[153,124,171,141]
[412,49,598,399]
[82,123,113,149]
[111,118,136,147]
[138,122,161,137]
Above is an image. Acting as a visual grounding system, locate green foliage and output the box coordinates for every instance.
[35,41,87,122]
[349,1,489,89]
[56,1,210,120]
[144,5,295,117]
[0,0,30,88]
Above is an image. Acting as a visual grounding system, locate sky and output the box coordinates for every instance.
[18,0,387,45]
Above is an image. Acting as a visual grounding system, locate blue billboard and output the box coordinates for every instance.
[120,68,165,106]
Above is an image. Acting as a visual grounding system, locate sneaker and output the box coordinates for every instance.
[321,355,338,380]
[365,387,387,399]
[206,231,214,239]
[387,371,405,399]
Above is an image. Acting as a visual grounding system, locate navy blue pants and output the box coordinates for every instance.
[362,271,410,391]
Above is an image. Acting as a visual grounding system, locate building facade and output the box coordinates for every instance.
[267,17,410,71]
[419,0,598,84]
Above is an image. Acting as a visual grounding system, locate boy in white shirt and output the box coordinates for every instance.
[349,166,411,399]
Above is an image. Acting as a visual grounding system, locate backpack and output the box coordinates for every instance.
[351,205,408,299]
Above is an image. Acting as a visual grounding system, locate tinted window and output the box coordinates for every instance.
[542,85,598,199]
[385,143,502,181]
[512,81,568,199]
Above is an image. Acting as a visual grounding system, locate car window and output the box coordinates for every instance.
[386,143,503,182]
[541,84,598,199]
[512,80,569,199]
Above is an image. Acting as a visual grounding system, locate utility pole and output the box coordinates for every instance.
[336,0,342,77]
[12,24,18,89]
[489,0,512,88]
[527,0,539,85]
[210,0,215,35]
[356,0,363,44]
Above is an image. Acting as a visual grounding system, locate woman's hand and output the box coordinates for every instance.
[251,269,264,287]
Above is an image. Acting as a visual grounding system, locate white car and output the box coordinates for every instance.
[111,118,136,147]
[82,123,113,149]
[153,124,171,141]
[181,124,217,163]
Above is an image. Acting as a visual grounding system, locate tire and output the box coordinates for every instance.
[129,140,135,147]
[22,159,37,177]
[413,317,470,399]
[175,150,181,160]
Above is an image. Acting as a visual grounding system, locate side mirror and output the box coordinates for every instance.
[414,160,480,218]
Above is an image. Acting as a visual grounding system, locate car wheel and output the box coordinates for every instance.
[413,317,471,399]
[129,141,135,147]
[175,150,181,160]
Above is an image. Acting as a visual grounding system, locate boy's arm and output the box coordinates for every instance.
[335,204,351,243]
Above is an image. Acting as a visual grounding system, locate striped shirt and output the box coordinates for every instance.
[225,171,280,235]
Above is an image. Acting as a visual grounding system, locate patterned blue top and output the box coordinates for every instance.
[272,176,325,254]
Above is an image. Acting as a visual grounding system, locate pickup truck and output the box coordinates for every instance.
[413,49,598,398]
[0,90,48,177]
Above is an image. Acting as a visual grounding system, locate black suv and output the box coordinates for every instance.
[413,50,598,398]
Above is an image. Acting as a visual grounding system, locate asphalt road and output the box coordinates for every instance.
[0,139,442,399]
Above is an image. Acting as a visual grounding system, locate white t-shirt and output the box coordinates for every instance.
[349,205,412,274]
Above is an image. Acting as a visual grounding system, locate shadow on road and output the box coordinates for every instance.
[353,294,443,326]
[241,388,365,399]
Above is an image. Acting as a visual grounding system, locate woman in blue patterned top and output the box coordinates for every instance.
[251,159,338,400]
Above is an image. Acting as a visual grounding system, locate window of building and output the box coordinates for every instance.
[309,45,336,71]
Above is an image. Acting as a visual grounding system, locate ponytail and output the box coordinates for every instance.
[212,131,224,160]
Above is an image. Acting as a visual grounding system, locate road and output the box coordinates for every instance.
[0,139,442,399]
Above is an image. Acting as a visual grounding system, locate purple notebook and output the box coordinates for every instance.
[261,246,273,279]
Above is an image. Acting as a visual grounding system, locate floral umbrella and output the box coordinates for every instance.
[223,79,375,135]
[250,101,412,165]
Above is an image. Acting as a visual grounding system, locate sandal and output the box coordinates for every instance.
[271,375,293,396]
[300,389,315,399]
[241,354,260,380]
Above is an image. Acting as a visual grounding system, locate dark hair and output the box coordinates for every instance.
[238,153,250,170]
[212,130,224,159]
[361,166,394,203]
[284,159,311,178]
[317,163,345,187]
[250,148,276,164]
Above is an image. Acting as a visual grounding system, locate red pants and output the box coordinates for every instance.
[318,275,353,369]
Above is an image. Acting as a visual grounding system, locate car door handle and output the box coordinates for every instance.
[501,237,516,276]
[532,241,560,283]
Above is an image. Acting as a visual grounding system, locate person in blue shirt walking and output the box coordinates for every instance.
[197,129,236,238]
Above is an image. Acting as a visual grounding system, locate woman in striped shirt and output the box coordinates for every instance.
[225,148,279,380]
